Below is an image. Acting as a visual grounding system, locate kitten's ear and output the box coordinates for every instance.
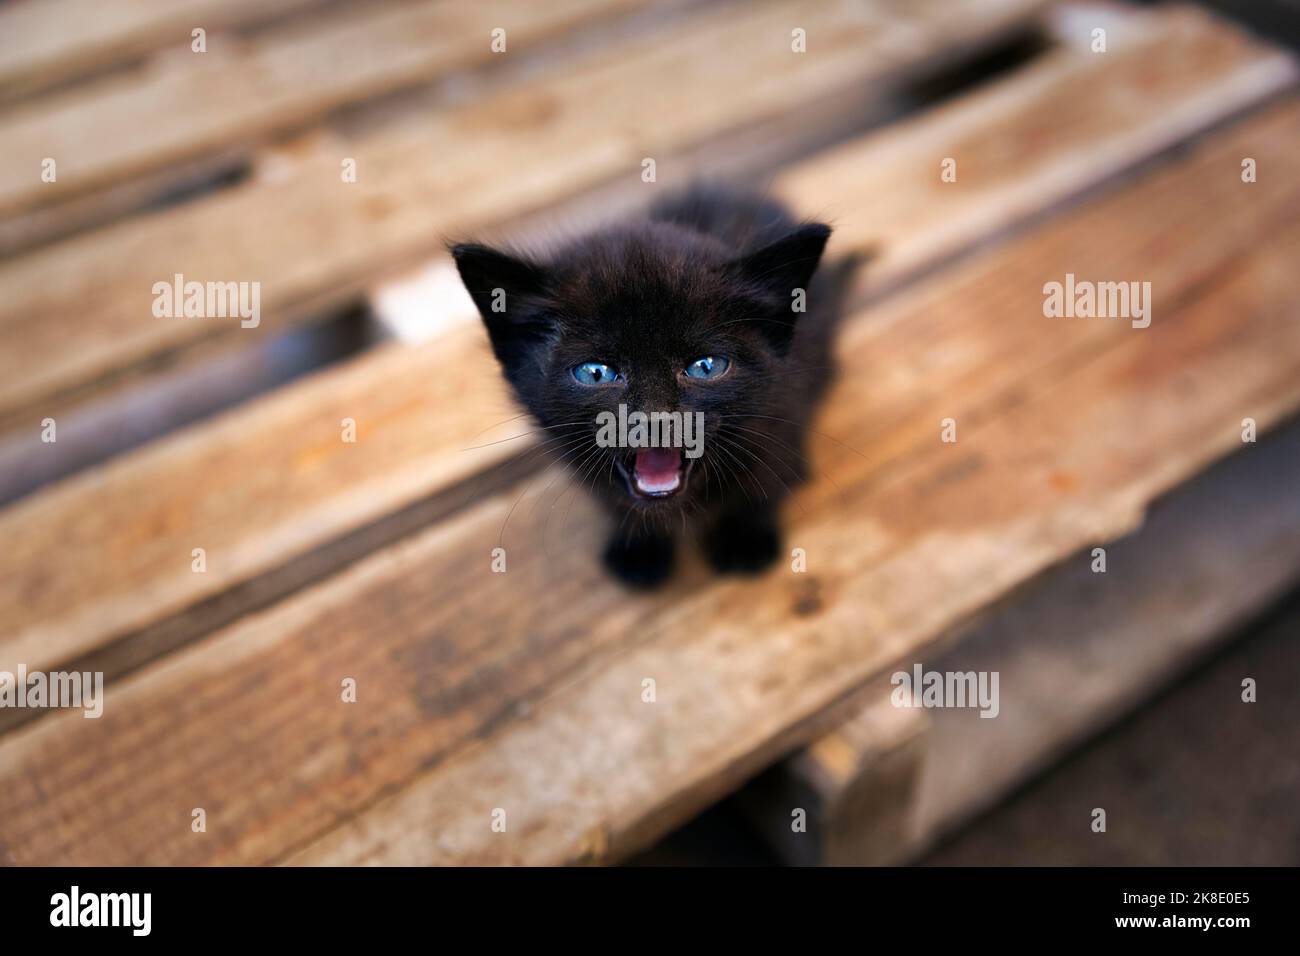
[450,242,548,320]
[451,242,554,376]
[727,223,831,349]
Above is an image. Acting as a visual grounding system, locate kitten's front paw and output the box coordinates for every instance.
[603,530,675,588]
[704,509,781,575]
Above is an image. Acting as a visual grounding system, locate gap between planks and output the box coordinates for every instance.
[0,0,664,242]
[0,0,333,102]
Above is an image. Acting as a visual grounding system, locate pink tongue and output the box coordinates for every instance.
[634,447,683,493]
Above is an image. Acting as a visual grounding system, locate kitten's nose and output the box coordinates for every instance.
[626,375,678,414]
[624,389,674,417]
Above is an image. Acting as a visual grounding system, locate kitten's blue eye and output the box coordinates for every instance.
[684,355,729,380]
[572,361,619,385]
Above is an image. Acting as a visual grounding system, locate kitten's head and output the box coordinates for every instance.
[451,219,830,511]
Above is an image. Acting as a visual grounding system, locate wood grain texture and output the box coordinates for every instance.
[749,415,1300,865]
[0,0,328,101]
[0,1,1286,695]
[0,0,651,218]
[2,99,1297,865]
[0,0,1049,432]
[784,4,1299,294]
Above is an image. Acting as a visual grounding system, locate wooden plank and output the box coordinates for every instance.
[0,1,1286,695]
[0,327,515,680]
[0,0,1050,434]
[0,0,652,219]
[744,412,1300,865]
[2,99,1297,865]
[0,0,328,101]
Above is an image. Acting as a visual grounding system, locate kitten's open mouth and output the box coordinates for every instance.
[615,447,693,499]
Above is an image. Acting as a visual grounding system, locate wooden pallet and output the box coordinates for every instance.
[741,416,1300,865]
[1,0,1297,866]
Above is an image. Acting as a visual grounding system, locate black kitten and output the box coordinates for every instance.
[452,185,861,588]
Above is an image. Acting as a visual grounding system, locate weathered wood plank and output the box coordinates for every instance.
[1,99,1296,865]
[0,2,1286,696]
[0,0,1050,433]
[0,0,652,219]
[746,390,1300,866]
[0,0,328,101]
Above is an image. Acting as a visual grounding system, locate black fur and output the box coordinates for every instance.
[452,184,862,587]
